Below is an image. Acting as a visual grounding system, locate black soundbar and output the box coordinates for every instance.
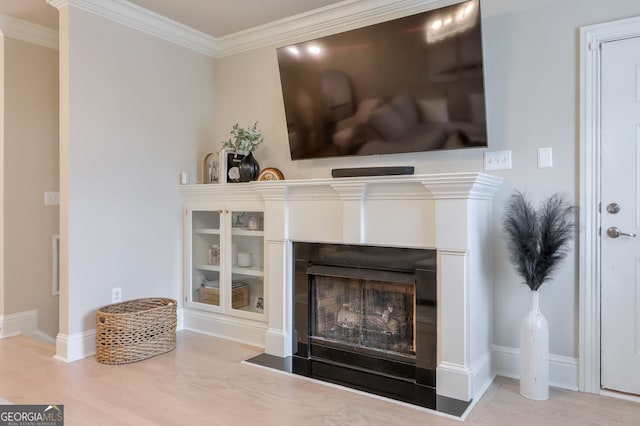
[331,166,415,178]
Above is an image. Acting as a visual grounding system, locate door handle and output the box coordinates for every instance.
[607,227,637,238]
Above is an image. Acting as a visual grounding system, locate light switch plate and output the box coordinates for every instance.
[538,147,553,168]
[484,150,512,170]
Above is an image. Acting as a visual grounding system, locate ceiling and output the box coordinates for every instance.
[126,0,346,38]
[0,0,348,38]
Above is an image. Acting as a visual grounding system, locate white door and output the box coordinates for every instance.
[601,36,640,395]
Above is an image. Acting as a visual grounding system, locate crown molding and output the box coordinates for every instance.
[213,0,446,57]
[48,0,217,57]
[0,14,58,50]
[47,0,458,58]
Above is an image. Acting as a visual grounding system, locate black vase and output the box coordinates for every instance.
[238,152,260,182]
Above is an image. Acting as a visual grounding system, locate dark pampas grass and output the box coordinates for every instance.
[503,191,574,291]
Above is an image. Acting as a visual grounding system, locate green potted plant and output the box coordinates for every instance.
[502,191,574,400]
[221,122,263,183]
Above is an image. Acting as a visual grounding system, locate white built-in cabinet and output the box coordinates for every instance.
[180,185,267,343]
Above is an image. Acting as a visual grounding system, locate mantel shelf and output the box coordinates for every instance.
[179,172,503,202]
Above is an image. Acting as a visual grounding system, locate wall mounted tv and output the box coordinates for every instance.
[276,0,486,160]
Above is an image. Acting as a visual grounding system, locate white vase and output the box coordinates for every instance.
[519,289,549,400]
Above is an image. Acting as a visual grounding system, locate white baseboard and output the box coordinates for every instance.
[471,351,495,401]
[264,328,291,358]
[492,344,578,391]
[437,362,472,402]
[599,390,640,404]
[177,308,184,331]
[183,309,266,348]
[0,310,38,338]
[55,330,96,362]
[0,310,60,346]
[28,330,57,345]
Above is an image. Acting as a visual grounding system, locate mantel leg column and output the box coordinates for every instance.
[437,249,472,401]
[432,198,472,401]
[264,239,291,357]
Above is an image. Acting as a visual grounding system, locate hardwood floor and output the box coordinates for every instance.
[0,332,638,425]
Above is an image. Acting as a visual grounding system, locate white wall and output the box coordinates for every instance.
[59,6,215,339]
[2,36,59,339]
[212,0,640,366]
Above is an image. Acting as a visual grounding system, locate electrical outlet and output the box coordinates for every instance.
[484,150,512,170]
[112,287,122,303]
[44,192,60,206]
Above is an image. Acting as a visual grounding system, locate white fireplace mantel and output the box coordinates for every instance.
[180,172,502,403]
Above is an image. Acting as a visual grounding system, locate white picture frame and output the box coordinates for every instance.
[202,152,220,184]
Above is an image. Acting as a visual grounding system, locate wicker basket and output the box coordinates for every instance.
[96,297,177,365]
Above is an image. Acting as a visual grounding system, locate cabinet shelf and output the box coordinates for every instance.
[232,266,264,277]
[195,264,263,277]
[231,228,264,237]
[233,305,265,315]
[195,264,221,272]
[194,228,220,235]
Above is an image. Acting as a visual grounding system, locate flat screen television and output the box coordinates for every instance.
[276,0,487,160]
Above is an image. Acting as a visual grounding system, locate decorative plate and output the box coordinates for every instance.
[257,167,285,181]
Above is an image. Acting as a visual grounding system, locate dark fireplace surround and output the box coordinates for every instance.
[247,242,471,415]
[287,242,468,413]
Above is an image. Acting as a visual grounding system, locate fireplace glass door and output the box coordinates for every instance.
[311,270,416,359]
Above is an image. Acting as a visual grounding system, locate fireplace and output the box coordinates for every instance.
[281,242,470,412]
[229,173,500,412]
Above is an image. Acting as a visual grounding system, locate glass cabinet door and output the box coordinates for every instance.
[228,211,265,314]
[191,210,222,307]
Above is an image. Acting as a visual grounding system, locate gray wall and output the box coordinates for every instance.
[3,36,59,339]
